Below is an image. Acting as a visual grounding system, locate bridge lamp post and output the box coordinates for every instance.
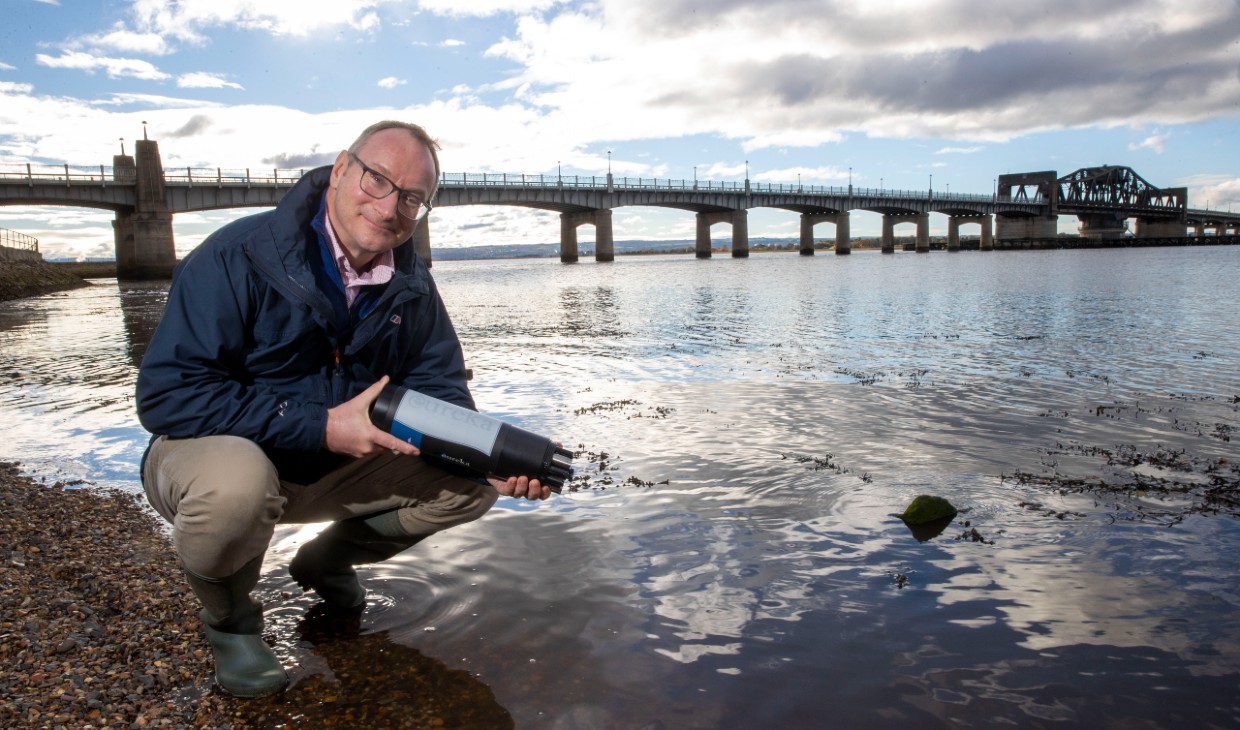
[119,137,125,156]
[607,150,611,174]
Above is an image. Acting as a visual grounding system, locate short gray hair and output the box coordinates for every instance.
[347,120,442,198]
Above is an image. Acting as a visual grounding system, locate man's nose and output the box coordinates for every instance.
[375,192,401,220]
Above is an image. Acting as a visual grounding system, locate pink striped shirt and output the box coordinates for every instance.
[322,215,395,307]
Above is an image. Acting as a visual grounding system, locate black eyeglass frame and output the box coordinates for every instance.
[347,152,433,222]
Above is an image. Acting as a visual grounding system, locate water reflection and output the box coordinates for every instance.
[119,279,169,367]
[239,604,515,728]
[2,248,1240,726]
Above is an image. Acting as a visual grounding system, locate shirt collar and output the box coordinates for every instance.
[321,201,395,304]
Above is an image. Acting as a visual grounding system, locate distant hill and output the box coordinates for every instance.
[45,236,860,265]
[432,237,807,260]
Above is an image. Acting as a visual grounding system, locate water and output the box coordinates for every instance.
[2,247,1239,727]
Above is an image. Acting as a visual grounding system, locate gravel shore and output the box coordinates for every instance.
[0,461,243,729]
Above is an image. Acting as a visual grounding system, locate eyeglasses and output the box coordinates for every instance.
[348,152,433,222]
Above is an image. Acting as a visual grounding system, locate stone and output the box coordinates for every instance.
[899,495,959,525]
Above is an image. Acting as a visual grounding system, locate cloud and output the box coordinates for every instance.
[377,76,407,89]
[0,81,33,94]
[35,51,170,81]
[936,146,985,155]
[1129,131,1170,153]
[418,0,568,17]
[0,61,15,71]
[177,72,243,89]
[1178,173,1240,210]
[481,0,1240,147]
[753,165,849,184]
[94,93,222,108]
[0,207,120,261]
[78,24,170,55]
[128,0,397,42]
[163,113,214,138]
[440,39,467,48]
[263,150,339,168]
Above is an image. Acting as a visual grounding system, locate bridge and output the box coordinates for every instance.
[2,137,1238,278]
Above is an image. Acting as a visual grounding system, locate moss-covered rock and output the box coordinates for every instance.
[899,495,958,525]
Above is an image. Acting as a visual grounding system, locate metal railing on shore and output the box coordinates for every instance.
[1,227,38,252]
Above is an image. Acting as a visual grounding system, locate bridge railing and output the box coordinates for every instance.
[0,163,127,183]
[162,167,308,186]
[0,227,38,252]
[1,163,1020,204]
[438,172,1001,201]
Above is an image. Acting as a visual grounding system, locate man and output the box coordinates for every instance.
[136,121,551,698]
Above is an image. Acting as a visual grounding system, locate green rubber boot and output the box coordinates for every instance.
[289,510,426,612]
[184,556,288,698]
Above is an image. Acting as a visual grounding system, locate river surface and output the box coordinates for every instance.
[2,247,1239,728]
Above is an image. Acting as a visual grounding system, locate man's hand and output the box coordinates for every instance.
[324,376,421,458]
[488,475,552,501]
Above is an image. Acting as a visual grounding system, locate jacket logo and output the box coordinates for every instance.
[389,314,402,325]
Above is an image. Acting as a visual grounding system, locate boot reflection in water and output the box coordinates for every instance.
[289,510,426,612]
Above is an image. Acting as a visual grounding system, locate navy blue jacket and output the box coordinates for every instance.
[136,166,474,483]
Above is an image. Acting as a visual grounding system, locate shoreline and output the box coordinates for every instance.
[0,461,242,728]
[0,260,92,302]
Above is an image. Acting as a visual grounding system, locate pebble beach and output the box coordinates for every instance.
[0,461,243,729]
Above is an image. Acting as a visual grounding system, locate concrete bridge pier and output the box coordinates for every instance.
[882,213,929,253]
[559,209,615,263]
[799,212,850,255]
[115,139,176,279]
[947,215,992,252]
[696,210,749,258]
[995,213,1057,244]
[1134,218,1187,238]
[1077,212,1128,239]
[413,219,431,264]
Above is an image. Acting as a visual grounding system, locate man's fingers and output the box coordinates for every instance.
[360,375,391,403]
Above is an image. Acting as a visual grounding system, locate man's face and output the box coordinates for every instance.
[326,128,436,268]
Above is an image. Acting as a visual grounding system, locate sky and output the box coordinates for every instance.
[1,0,1239,260]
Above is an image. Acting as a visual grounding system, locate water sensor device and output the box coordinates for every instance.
[371,384,573,492]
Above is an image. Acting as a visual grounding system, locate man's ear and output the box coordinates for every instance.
[329,150,350,189]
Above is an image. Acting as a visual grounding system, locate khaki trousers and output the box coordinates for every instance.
[142,435,498,578]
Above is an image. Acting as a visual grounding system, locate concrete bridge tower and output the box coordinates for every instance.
[114,139,176,279]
